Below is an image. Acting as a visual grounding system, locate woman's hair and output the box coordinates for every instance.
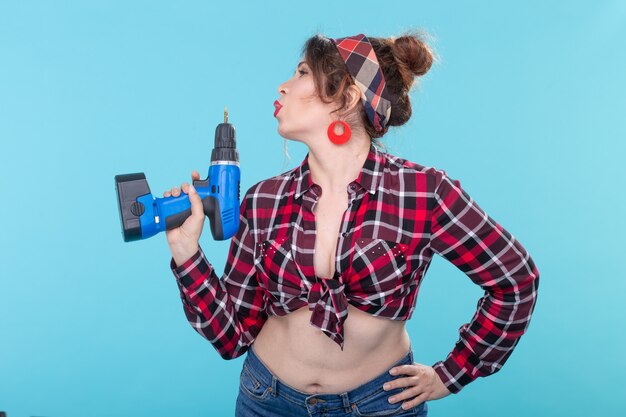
[301,30,437,150]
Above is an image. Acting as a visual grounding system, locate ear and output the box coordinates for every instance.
[345,84,362,113]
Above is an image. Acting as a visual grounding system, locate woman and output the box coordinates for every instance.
[164,32,540,417]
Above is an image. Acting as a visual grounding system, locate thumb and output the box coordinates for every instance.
[188,184,204,219]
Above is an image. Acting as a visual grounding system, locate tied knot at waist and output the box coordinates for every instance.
[307,277,349,350]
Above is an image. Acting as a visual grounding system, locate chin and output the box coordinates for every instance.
[277,125,297,141]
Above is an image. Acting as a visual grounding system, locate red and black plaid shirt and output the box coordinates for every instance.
[170,143,540,394]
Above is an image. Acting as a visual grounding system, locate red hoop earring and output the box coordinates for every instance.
[327,120,351,144]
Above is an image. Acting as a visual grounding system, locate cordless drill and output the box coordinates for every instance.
[114,108,241,242]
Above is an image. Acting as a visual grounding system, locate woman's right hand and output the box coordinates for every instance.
[165,170,205,267]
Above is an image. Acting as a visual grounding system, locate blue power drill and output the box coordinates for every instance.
[114,108,240,242]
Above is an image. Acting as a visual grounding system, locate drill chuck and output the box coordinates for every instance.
[211,122,239,164]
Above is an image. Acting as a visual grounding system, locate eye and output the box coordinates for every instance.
[298,69,307,76]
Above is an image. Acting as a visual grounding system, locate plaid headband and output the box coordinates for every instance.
[330,34,393,132]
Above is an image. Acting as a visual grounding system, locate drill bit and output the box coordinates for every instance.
[224,106,228,124]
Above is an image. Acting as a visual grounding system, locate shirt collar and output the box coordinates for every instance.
[294,142,386,199]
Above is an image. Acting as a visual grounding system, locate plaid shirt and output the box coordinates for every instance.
[170,143,540,394]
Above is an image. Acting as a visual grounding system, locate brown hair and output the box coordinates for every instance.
[301,30,437,151]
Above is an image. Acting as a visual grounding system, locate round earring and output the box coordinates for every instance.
[327,120,351,144]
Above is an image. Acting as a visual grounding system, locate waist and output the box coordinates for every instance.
[252,305,411,393]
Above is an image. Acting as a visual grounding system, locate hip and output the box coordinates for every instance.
[236,343,428,417]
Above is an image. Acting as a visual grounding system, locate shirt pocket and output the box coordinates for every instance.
[254,235,298,287]
[351,238,410,301]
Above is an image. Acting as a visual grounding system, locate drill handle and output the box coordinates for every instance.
[160,191,213,230]
[156,165,240,240]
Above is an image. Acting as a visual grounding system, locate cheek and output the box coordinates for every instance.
[288,95,326,119]
[297,104,328,127]
[292,78,317,101]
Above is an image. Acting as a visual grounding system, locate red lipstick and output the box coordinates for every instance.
[274,100,282,117]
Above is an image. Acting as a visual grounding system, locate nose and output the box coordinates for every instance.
[277,79,288,96]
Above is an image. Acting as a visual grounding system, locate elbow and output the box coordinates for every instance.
[216,341,252,361]
[517,253,541,299]
[513,259,540,322]
[527,251,540,285]
[490,256,540,308]
[526,256,540,303]
[219,351,240,361]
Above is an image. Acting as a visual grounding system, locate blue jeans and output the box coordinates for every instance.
[236,344,429,416]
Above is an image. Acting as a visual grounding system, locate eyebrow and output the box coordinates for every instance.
[297,61,307,69]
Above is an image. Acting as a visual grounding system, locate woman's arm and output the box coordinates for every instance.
[170,190,268,360]
[428,170,540,394]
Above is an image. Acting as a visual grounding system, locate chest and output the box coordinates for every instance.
[253,186,422,300]
[311,193,350,279]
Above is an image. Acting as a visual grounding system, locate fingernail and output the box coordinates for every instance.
[383,383,390,390]
[189,184,195,192]
[389,369,396,375]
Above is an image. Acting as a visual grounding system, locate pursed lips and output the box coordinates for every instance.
[274,100,282,117]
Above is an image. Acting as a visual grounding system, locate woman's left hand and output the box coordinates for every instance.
[383,363,452,409]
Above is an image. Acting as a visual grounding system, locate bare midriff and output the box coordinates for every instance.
[251,305,411,394]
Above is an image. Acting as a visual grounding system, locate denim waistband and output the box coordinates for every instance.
[243,344,414,411]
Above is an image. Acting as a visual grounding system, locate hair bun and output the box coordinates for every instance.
[391,31,435,89]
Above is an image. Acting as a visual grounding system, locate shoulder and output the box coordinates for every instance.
[381,149,457,189]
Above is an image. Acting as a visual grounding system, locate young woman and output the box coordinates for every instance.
[164,32,540,417]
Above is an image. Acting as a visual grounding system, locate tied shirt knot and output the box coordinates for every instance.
[307,275,349,350]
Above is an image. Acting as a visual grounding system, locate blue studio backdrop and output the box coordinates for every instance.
[1,1,624,416]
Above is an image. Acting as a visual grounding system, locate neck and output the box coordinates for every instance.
[306,133,371,196]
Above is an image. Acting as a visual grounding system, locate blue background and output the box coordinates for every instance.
[1,1,624,416]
